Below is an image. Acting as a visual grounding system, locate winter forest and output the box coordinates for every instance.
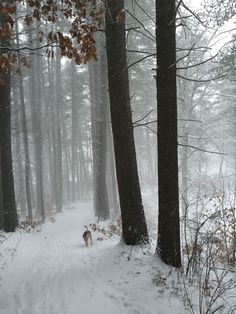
[0,0,236,313]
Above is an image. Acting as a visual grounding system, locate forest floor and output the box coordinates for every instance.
[0,201,202,314]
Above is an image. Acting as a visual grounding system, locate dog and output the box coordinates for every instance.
[82,225,93,247]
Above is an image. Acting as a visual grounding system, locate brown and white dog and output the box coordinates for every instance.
[82,225,93,247]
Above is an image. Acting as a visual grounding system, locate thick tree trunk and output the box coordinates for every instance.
[0,150,3,229]
[105,0,148,244]
[0,12,18,231]
[156,0,181,267]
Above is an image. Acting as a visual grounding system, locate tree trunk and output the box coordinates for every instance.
[106,109,120,219]
[55,49,63,212]
[156,0,181,267]
[71,60,79,201]
[26,17,45,220]
[18,73,33,221]
[89,41,110,220]
[47,57,57,207]
[13,85,25,213]
[96,52,110,219]
[0,150,3,229]
[105,0,148,244]
[0,12,18,232]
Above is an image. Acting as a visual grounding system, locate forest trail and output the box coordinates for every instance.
[0,202,187,314]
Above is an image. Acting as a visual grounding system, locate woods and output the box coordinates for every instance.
[1,0,236,311]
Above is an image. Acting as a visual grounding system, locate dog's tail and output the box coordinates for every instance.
[84,225,89,231]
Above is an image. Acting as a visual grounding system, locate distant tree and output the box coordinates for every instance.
[0,10,18,232]
[105,0,149,244]
[204,0,236,26]
[0,1,148,235]
[15,19,33,221]
[55,48,63,213]
[89,32,110,220]
[27,21,45,220]
[155,0,181,267]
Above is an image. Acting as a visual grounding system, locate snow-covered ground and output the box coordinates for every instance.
[8,202,234,314]
[0,201,191,314]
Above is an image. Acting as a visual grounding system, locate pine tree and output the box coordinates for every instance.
[105,0,149,244]
[155,0,181,267]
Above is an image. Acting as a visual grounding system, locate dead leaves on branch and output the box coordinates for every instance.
[0,0,125,70]
[0,0,104,71]
[116,9,125,24]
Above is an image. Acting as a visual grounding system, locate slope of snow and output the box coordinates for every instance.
[0,201,188,314]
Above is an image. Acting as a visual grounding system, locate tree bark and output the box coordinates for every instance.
[156,0,181,267]
[55,49,63,212]
[105,0,148,244]
[18,74,33,221]
[0,149,3,229]
[89,52,110,220]
[13,85,25,213]
[25,15,45,220]
[71,60,78,202]
[0,12,18,232]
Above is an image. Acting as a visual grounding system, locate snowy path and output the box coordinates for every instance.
[0,202,187,314]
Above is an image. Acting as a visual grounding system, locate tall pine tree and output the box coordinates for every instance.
[155,0,181,267]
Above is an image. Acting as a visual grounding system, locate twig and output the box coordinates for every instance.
[132,0,156,24]
[125,9,155,41]
[177,74,225,83]
[11,237,22,262]
[178,143,228,156]
[127,246,133,261]
[89,281,95,300]
[177,53,219,70]
[126,53,156,71]
[133,109,154,125]
[0,40,58,52]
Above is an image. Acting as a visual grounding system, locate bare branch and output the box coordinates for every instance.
[133,109,154,125]
[125,9,155,41]
[181,1,208,28]
[176,43,196,64]
[126,48,154,55]
[177,53,219,70]
[0,42,57,52]
[126,53,156,71]
[134,123,157,134]
[132,29,156,42]
[177,73,225,83]
[134,120,157,128]
[132,0,155,24]
[178,143,228,156]
[178,119,202,123]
